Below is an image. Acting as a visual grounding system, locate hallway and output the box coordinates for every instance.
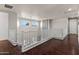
[0,4,79,55]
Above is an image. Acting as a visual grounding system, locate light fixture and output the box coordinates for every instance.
[68,8,72,11]
[4,4,13,9]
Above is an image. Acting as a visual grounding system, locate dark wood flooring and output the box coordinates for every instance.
[0,40,21,55]
[23,34,79,55]
[0,34,79,55]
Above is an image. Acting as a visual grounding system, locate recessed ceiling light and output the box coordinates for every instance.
[68,8,72,11]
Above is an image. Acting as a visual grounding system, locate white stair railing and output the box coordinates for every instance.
[19,28,65,52]
[21,30,40,50]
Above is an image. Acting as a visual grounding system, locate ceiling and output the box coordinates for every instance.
[0,4,79,20]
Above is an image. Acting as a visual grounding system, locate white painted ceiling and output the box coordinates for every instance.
[0,4,79,20]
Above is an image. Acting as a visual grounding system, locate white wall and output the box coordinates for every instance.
[39,18,68,40]
[0,12,8,40]
[51,18,68,39]
[8,12,17,45]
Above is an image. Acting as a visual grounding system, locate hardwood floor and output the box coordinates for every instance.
[23,34,79,55]
[0,40,21,55]
[0,34,79,55]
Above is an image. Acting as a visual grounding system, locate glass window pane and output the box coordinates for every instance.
[19,19,29,29]
[32,20,39,28]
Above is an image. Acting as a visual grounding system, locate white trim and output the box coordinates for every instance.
[8,39,17,46]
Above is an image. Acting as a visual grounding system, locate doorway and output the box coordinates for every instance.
[68,17,78,46]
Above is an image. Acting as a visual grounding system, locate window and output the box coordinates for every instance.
[42,20,49,30]
[19,19,29,29]
[32,20,39,28]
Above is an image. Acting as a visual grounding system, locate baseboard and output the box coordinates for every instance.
[8,40,17,46]
[0,37,8,41]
